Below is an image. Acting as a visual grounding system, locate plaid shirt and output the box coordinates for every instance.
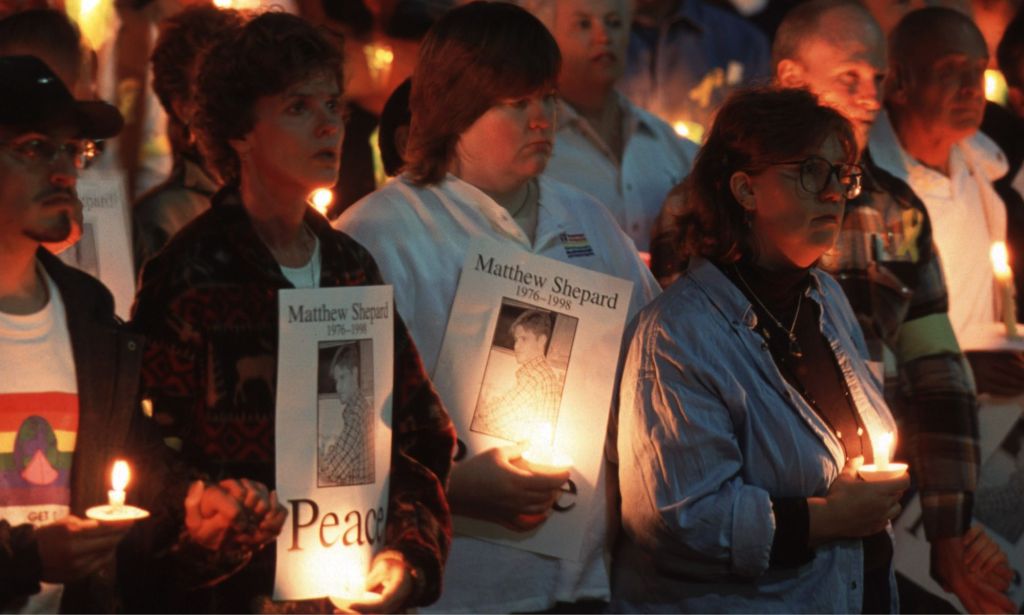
[131,186,455,610]
[319,392,374,486]
[820,151,979,540]
[471,356,562,442]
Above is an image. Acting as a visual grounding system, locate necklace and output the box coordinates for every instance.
[733,265,805,358]
[508,180,533,218]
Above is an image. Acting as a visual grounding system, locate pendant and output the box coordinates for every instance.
[787,334,803,359]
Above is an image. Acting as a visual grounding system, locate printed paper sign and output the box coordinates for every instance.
[431,237,633,561]
[57,172,135,319]
[274,286,394,600]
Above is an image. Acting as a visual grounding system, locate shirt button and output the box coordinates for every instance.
[127,340,137,351]
[626,182,633,190]
[851,581,858,590]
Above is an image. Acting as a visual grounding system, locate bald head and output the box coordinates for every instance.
[774,0,886,152]
[890,6,987,69]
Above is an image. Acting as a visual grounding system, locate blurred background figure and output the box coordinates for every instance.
[377,76,411,177]
[132,4,244,271]
[522,0,698,256]
[618,0,772,142]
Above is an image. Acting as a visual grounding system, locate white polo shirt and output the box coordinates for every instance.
[544,94,698,252]
[335,173,659,613]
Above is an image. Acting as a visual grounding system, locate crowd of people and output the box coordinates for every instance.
[2,0,1024,612]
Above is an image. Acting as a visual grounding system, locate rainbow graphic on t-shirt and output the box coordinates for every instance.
[0,392,77,526]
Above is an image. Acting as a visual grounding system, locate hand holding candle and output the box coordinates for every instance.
[858,432,909,482]
[991,242,1019,339]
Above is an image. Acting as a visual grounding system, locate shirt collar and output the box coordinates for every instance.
[555,93,655,159]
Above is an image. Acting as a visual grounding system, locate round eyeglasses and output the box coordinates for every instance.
[0,136,99,170]
[766,155,863,200]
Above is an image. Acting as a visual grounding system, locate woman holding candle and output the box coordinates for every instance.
[131,12,455,614]
[335,2,659,611]
[612,87,909,613]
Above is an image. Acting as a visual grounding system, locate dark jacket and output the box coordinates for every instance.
[1,250,194,613]
[132,186,455,612]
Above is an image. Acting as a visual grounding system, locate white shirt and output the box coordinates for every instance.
[278,235,321,289]
[335,174,659,613]
[869,110,1009,339]
[545,94,698,252]
[0,269,78,614]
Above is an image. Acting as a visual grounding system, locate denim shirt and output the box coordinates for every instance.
[612,258,898,613]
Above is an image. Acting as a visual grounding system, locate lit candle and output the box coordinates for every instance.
[328,565,382,608]
[86,460,149,522]
[858,432,908,482]
[991,242,1018,338]
[108,460,128,508]
[308,188,334,216]
[671,119,704,143]
[521,423,573,475]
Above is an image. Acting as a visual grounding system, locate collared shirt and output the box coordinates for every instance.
[820,151,979,539]
[544,95,698,251]
[336,173,660,613]
[869,110,1009,341]
[619,0,771,133]
[612,258,897,613]
[471,356,561,442]
[132,186,456,610]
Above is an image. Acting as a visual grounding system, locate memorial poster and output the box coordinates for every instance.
[431,238,633,561]
[274,286,394,600]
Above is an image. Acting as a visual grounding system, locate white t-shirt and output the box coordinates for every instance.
[544,95,698,252]
[336,174,659,613]
[0,268,78,613]
[869,111,1009,339]
[279,235,321,289]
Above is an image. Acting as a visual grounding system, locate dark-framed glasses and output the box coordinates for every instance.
[768,155,863,200]
[0,136,99,170]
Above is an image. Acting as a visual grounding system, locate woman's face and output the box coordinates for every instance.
[552,0,630,94]
[735,134,849,269]
[233,70,344,198]
[452,90,557,192]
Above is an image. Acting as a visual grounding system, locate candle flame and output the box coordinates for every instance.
[111,460,130,491]
[992,241,1013,281]
[985,69,1008,105]
[310,188,334,216]
[673,121,689,138]
[874,432,893,468]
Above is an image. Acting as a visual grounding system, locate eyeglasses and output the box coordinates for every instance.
[0,136,99,170]
[766,155,863,200]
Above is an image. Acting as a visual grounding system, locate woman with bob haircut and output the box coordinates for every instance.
[131,12,455,614]
[336,1,659,611]
[612,87,908,613]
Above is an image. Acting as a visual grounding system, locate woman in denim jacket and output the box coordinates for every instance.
[612,87,908,613]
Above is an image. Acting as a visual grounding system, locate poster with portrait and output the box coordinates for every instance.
[431,237,633,561]
[57,172,135,319]
[894,395,1024,612]
[274,286,394,600]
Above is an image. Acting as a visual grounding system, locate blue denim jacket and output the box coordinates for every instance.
[611,258,898,613]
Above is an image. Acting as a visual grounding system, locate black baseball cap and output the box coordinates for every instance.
[0,55,123,139]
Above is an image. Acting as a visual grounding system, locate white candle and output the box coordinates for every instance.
[328,565,382,608]
[858,431,908,482]
[108,460,129,508]
[521,423,573,474]
[991,242,1018,338]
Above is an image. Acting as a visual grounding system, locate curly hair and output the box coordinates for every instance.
[193,11,343,185]
[678,86,857,264]
[151,5,243,158]
[405,1,560,185]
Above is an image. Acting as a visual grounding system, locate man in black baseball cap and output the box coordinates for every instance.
[0,55,286,613]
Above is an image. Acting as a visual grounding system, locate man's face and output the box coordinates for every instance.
[896,26,989,142]
[780,8,887,153]
[332,364,358,399]
[512,325,547,364]
[0,126,81,249]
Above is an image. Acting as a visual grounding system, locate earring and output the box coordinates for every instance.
[743,208,754,228]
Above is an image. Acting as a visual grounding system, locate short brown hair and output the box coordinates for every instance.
[193,11,343,185]
[405,1,560,185]
[678,86,857,264]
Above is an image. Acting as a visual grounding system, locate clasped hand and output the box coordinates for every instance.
[184,478,288,551]
[808,456,909,545]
